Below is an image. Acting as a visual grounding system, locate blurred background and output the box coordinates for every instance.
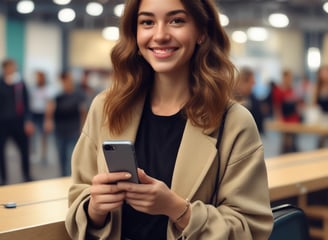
[0,0,328,184]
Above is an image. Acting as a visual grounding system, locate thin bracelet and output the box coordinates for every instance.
[175,199,190,223]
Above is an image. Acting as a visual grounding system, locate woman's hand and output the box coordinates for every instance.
[117,169,190,226]
[87,172,132,228]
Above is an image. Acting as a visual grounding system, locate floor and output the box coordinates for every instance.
[2,129,322,185]
[4,133,61,184]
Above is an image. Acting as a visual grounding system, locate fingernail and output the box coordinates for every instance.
[125,173,131,178]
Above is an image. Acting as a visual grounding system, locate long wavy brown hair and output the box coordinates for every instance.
[104,0,236,135]
[313,65,328,104]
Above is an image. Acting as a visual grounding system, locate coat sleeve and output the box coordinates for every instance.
[169,104,273,240]
[65,93,118,239]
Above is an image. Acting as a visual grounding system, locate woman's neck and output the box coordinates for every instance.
[150,73,190,116]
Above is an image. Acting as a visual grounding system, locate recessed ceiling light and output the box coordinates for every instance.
[17,0,35,14]
[268,13,289,28]
[102,26,119,41]
[323,2,328,13]
[232,30,247,43]
[114,4,125,17]
[219,13,229,27]
[58,8,76,22]
[86,2,103,16]
[307,47,321,70]
[247,27,268,41]
[53,0,71,5]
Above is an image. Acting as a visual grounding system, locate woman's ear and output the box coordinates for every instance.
[197,34,206,45]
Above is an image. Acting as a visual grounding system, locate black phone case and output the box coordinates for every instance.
[102,140,139,183]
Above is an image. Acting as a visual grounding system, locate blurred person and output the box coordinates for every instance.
[312,65,328,148]
[65,0,273,239]
[29,70,52,164]
[272,69,302,153]
[0,59,34,184]
[44,70,87,176]
[234,67,264,134]
[80,71,104,109]
[296,74,313,107]
[261,80,278,119]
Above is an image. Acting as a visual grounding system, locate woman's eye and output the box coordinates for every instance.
[171,18,186,25]
[139,19,154,26]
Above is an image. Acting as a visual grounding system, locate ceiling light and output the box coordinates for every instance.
[86,2,103,16]
[58,8,76,22]
[219,13,229,27]
[268,13,289,28]
[114,4,125,17]
[323,2,328,13]
[247,27,268,42]
[102,26,119,41]
[17,0,35,14]
[307,47,321,71]
[53,0,71,5]
[232,30,247,43]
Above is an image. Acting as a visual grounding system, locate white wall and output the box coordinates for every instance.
[24,21,62,87]
[0,14,6,62]
[230,28,304,80]
[269,29,304,75]
[69,29,116,69]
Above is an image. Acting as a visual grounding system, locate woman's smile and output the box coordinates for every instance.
[150,47,179,59]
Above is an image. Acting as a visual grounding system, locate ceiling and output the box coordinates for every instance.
[218,0,328,31]
[1,0,328,31]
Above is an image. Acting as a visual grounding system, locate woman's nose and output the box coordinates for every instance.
[153,24,170,42]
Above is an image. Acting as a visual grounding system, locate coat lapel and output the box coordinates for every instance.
[171,121,218,200]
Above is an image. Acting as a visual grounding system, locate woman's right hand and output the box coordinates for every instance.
[87,172,132,227]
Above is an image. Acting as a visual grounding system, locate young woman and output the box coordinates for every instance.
[65,0,273,239]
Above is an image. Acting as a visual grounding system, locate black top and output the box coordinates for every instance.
[0,77,31,122]
[241,94,264,133]
[121,96,187,240]
[317,95,328,113]
[54,90,86,137]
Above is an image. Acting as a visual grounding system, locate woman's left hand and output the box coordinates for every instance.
[117,168,185,220]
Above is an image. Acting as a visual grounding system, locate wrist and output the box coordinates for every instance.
[86,200,108,228]
[168,198,191,230]
[174,199,190,223]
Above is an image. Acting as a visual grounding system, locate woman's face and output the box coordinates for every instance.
[136,0,202,75]
[319,67,328,84]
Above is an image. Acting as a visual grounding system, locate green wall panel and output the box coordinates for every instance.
[5,18,25,72]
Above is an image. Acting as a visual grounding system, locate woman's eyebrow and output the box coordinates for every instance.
[138,9,188,17]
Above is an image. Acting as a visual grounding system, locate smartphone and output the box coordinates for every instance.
[102,140,139,183]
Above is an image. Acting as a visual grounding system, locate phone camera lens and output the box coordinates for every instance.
[104,144,115,151]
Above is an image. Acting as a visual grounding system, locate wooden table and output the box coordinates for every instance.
[266,149,328,201]
[265,120,328,135]
[0,177,72,240]
[266,148,328,239]
[2,150,328,239]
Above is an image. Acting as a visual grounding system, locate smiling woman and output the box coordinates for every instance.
[136,3,202,76]
[64,0,273,239]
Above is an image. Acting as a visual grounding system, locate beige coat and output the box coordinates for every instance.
[65,91,273,239]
